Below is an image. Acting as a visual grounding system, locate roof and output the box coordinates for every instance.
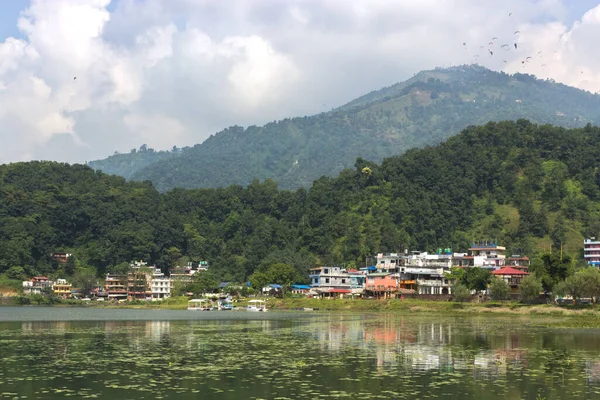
[268,284,282,289]
[329,289,351,293]
[492,266,529,276]
[291,284,311,290]
[32,276,48,280]
[218,282,230,288]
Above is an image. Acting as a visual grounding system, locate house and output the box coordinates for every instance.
[365,274,398,298]
[151,268,171,300]
[52,279,72,298]
[492,266,529,294]
[291,284,311,295]
[399,251,452,295]
[22,277,52,295]
[468,241,506,269]
[51,252,72,263]
[584,238,600,267]
[507,255,530,272]
[309,267,352,293]
[105,274,128,300]
[347,269,367,294]
[262,284,283,297]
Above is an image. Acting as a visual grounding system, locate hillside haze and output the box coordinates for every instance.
[88,65,600,191]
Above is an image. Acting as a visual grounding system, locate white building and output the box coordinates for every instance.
[151,268,171,300]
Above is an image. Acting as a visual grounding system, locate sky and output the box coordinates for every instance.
[1,0,600,164]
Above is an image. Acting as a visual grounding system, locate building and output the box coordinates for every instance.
[262,284,283,296]
[52,279,72,298]
[468,241,506,269]
[22,276,51,295]
[492,267,529,294]
[51,252,72,263]
[309,266,353,297]
[365,274,398,298]
[399,251,452,295]
[291,284,311,295]
[310,267,351,290]
[151,268,171,300]
[105,274,128,300]
[507,255,530,272]
[584,238,600,267]
[127,263,152,301]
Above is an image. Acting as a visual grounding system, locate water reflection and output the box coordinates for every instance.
[2,314,600,399]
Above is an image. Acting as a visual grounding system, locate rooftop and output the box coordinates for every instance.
[492,266,529,276]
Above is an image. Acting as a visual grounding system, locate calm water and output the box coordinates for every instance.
[1,308,600,399]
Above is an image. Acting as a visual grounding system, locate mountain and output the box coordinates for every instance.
[87,145,182,180]
[2,120,600,286]
[88,65,600,191]
[87,65,600,191]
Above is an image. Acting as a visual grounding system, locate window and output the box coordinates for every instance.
[341,279,346,284]
[324,269,329,274]
[325,278,330,284]
[313,278,317,284]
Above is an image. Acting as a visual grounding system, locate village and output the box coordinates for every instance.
[15,237,600,304]
[19,239,575,303]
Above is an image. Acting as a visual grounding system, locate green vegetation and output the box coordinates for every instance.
[88,66,600,191]
[489,278,510,301]
[3,120,600,287]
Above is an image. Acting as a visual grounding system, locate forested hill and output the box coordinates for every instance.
[88,65,600,191]
[3,120,600,284]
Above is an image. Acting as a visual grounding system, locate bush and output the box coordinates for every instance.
[519,275,543,303]
[489,278,510,301]
[453,283,471,302]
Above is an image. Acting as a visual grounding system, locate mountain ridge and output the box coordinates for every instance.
[88,65,600,191]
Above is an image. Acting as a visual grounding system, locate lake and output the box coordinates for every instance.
[1,307,600,399]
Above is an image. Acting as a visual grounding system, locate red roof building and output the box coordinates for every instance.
[492,267,529,294]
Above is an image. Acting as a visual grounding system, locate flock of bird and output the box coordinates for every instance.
[460,11,571,73]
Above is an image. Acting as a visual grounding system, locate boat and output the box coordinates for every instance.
[218,298,234,310]
[187,299,213,311]
[247,299,267,312]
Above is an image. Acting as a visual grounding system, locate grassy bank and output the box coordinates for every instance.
[269,297,600,318]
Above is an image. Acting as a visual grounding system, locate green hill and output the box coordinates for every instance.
[2,120,600,284]
[88,65,600,191]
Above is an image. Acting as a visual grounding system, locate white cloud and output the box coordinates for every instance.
[0,0,598,164]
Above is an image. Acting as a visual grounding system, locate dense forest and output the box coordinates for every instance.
[3,120,600,288]
[88,65,600,191]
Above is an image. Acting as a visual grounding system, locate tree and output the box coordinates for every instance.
[248,271,270,293]
[519,274,543,303]
[489,278,510,301]
[188,271,219,295]
[529,252,573,293]
[72,268,98,296]
[461,267,491,292]
[6,266,26,281]
[452,283,471,302]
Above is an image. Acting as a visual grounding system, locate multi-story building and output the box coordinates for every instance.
[52,279,72,298]
[399,251,453,295]
[584,238,600,267]
[105,274,128,300]
[151,268,171,300]
[492,267,529,294]
[507,255,530,272]
[468,241,506,269]
[309,266,351,290]
[127,263,152,301]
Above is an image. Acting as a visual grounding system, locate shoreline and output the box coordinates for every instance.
[4,296,600,317]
